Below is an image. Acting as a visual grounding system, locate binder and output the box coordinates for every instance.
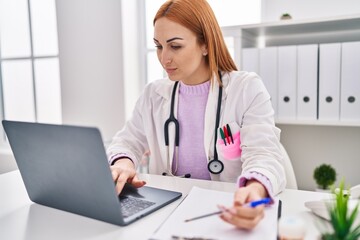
[277,45,297,120]
[340,41,360,121]
[241,48,259,73]
[319,43,341,121]
[259,47,278,117]
[297,44,318,121]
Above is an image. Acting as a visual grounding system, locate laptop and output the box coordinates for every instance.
[2,120,182,226]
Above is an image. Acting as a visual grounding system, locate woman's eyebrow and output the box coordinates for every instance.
[153,37,184,43]
[166,37,183,43]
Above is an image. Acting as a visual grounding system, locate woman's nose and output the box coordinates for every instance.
[160,49,172,65]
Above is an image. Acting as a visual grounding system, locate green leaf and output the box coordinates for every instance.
[320,180,360,239]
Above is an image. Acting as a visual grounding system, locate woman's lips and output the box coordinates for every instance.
[165,68,177,75]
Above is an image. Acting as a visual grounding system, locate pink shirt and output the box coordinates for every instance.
[172,81,211,180]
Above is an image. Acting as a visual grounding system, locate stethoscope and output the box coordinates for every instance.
[163,72,224,178]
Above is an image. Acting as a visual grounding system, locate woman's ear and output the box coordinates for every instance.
[202,45,208,56]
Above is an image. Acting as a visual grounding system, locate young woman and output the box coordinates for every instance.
[107,0,285,229]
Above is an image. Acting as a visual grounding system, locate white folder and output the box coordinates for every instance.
[259,47,278,118]
[297,44,318,121]
[277,45,297,120]
[340,41,360,121]
[319,43,341,121]
[241,48,259,73]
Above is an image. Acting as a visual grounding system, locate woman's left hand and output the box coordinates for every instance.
[219,180,268,230]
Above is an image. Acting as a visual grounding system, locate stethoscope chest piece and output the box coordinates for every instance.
[207,159,224,174]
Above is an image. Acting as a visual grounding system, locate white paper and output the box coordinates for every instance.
[151,186,279,240]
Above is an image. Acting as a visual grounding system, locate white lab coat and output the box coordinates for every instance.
[107,71,286,195]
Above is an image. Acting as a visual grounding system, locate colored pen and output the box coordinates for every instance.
[184,198,271,222]
[226,124,234,144]
[223,126,230,144]
[219,128,227,145]
[246,197,271,207]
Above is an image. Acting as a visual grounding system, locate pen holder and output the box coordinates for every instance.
[278,215,306,240]
[217,131,241,160]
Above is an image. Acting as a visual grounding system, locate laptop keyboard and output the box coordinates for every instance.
[119,196,156,218]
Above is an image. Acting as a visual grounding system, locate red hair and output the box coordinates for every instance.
[154,0,237,85]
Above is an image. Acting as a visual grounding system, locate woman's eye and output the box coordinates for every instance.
[155,45,162,50]
[171,45,181,50]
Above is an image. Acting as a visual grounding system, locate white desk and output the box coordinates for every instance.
[0,170,330,240]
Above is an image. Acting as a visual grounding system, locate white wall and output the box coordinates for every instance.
[262,0,360,22]
[55,0,125,143]
[279,125,360,191]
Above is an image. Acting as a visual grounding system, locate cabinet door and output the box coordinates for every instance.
[340,41,360,121]
[319,43,341,121]
[278,45,297,120]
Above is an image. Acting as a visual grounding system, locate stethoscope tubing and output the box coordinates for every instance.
[164,81,180,174]
[164,81,180,147]
[164,72,224,176]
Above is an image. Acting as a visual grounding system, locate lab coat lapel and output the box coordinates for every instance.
[204,73,228,160]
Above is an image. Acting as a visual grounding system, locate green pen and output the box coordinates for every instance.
[219,128,227,146]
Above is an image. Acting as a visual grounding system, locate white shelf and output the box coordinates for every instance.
[275,120,360,127]
[223,14,360,48]
[240,14,360,36]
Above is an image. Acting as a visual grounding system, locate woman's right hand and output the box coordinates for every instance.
[110,158,146,194]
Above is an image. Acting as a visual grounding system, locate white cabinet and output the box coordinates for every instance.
[222,14,360,127]
[222,15,360,190]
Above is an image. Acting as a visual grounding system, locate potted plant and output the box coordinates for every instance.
[314,164,337,191]
[280,13,292,20]
[320,180,360,240]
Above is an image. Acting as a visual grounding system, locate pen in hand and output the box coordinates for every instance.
[184,198,271,223]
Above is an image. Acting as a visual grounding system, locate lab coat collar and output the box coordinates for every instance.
[155,78,174,100]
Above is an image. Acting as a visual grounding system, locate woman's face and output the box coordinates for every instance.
[154,17,209,85]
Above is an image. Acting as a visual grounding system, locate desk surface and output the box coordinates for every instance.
[0,170,329,240]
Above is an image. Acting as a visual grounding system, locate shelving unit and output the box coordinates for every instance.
[222,14,360,127]
[222,15,360,191]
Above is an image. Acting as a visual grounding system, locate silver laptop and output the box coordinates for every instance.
[2,120,182,226]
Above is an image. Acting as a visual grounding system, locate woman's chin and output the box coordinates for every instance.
[167,75,180,81]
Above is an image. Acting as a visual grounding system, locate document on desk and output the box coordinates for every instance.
[151,186,279,240]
